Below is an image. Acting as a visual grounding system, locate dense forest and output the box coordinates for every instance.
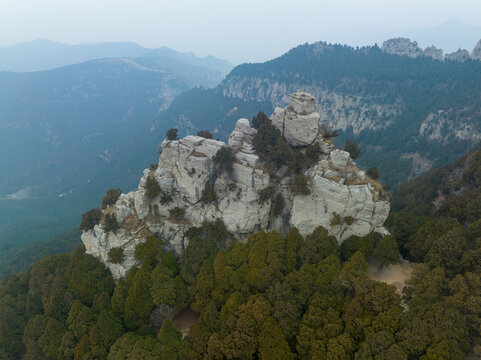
[6,141,481,359]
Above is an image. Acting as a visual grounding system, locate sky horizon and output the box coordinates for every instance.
[1,0,481,64]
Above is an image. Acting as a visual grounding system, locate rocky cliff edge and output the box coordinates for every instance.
[82,92,390,279]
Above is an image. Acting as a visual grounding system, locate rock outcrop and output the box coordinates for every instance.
[471,39,481,60]
[381,38,445,61]
[445,49,471,62]
[381,38,424,58]
[82,92,390,279]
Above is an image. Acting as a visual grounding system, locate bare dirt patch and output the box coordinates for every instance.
[172,308,200,337]
[368,258,415,294]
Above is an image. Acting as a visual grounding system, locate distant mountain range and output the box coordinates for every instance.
[0,45,233,247]
[0,39,233,74]
[2,36,481,259]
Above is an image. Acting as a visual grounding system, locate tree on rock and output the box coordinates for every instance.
[213,146,235,176]
[197,130,213,139]
[80,208,102,231]
[166,128,179,141]
[344,139,361,159]
[367,167,379,180]
[144,177,161,199]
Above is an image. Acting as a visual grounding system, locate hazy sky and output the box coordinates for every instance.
[1,0,481,63]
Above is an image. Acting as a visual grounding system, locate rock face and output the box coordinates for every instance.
[471,39,481,60]
[423,46,443,61]
[381,38,423,58]
[82,92,390,279]
[445,49,471,62]
[272,92,320,146]
[381,38,445,61]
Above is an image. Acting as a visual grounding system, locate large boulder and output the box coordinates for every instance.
[289,91,317,115]
[271,92,320,146]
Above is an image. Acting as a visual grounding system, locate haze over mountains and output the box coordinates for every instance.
[1,30,481,276]
[0,39,233,73]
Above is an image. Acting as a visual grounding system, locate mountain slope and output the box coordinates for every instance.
[0,39,233,74]
[154,41,481,189]
[0,55,229,246]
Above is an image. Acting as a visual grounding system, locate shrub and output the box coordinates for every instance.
[258,187,274,203]
[145,177,161,199]
[251,111,269,129]
[169,207,185,222]
[200,180,217,204]
[344,139,361,159]
[291,174,310,195]
[150,163,159,171]
[166,128,179,141]
[305,142,321,165]
[101,188,122,209]
[367,167,379,180]
[197,130,213,139]
[160,192,173,204]
[272,193,285,217]
[288,151,307,174]
[108,248,124,264]
[213,146,235,176]
[103,214,119,233]
[344,216,355,225]
[80,208,102,231]
[330,213,341,226]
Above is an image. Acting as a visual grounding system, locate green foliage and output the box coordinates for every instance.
[258,186,274,203]
[213,146,235,176]
[367,167,379,180]
[134,236,164,267]
[166,128,179,141]
[330,213,341,226]
[158,319,182,360]
[340,234,375,261]
[288,151,307,174]
[344,139,361,159]
[196,130,213,139]
[151,264,176,306]
[103,214,119,233]
[272,192,285,217]
[200,180,217,204]
[169,207,185,222]
[374,235,400,266]
[80,208,102,231]
[108,248,124,264]
[102,188,122,210]
[291,173,310,195]
[305,142,321,165]
[144,176,161,199]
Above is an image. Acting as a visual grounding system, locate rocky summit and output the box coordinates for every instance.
[82,92,390,279]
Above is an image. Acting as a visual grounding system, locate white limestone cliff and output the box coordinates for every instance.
[82,92,390,279]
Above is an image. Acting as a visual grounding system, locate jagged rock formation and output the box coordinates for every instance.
[423,45,443,61]
[472,39,481,60]
[82,92,390,279]
[381,38,444,60]
[381,38,424,58]
[445,49,471,62]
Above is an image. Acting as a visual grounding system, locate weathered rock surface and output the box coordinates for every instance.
[471,39,481,60]
[381,38,423,58]
[423,46,443,61]
[273,92,320,146]
[82,92,390,279]
[445,49,471,62]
